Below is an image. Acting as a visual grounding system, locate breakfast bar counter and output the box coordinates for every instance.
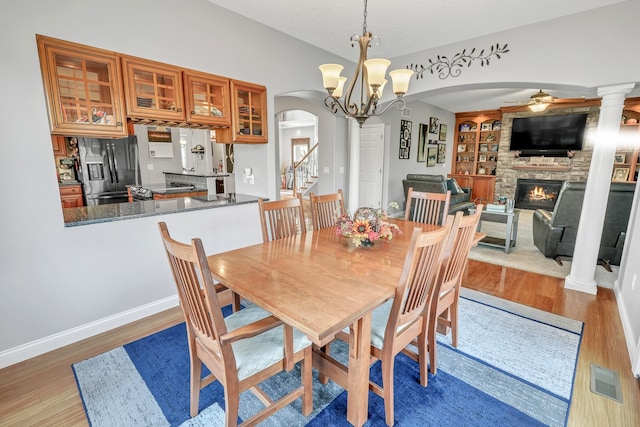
[62,193,261,227]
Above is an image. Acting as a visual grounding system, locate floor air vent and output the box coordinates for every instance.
[590,363,623,403]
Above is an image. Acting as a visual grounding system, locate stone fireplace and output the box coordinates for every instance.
[514,178,563,210]
[493,106,600,203]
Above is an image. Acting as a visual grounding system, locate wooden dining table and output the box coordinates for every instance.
[206,219,442,426]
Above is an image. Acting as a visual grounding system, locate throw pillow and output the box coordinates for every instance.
[446,178,462,195]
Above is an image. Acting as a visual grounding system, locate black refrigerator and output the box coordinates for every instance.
[77,136,141,205]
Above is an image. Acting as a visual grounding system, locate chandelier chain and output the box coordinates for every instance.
[362,0,368,34]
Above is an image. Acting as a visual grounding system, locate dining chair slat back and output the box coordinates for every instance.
[404,187,451,226]
[259,194,306,243]
[309,189,345,230]
[427,205,483,375]
[158,222,313,426]
[327,220,452,427]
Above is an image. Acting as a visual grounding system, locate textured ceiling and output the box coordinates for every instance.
[207,0,628,112]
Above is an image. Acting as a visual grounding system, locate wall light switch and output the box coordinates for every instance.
[323,166,330,174]
[147,164,154,170]
[339,166,345,174]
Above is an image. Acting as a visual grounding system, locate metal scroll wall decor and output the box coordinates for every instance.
[408,43,510,80]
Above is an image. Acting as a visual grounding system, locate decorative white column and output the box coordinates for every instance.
[565,83,635,294]
[347,118,360,213]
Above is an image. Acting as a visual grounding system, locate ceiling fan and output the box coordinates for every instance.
[505,89,587,112]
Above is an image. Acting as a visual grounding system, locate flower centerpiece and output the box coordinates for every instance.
[335,206,401,247]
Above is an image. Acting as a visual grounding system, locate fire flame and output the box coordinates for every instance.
[528,186,553,201]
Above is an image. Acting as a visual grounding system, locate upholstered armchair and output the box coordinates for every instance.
[532,181,635,266]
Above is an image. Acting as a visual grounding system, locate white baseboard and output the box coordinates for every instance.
[0,295,179,369]
[614,285,640,377]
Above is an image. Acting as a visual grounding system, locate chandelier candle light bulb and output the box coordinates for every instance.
[318,0,414,126]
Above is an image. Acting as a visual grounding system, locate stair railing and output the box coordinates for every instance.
[292,143,318,196]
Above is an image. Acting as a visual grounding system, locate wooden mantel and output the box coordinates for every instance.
[512,165,572,171]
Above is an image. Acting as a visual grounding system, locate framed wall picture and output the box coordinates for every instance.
[614,153,626,164]
[429,117,439,134]
[417,123,427,162]
[399,119,412,159]
[417,139,426,162]
[439,124,447,141]
[479,154,487,162]
[612,167,630,181]
[479,143,488,152]
[427,146,437,167]
[437,143,446,163]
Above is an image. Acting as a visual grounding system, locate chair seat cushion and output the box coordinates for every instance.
[224,305,311,381]
[342,299,411,350]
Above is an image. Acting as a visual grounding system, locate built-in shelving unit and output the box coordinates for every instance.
[450,110,502,203]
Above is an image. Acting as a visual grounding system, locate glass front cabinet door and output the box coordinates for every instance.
[230,80,267,143]
[37,35,127,136]
[121,56,185,121]
[184,70,231,127]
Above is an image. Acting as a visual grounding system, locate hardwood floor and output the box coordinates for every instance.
[1,260,638,426]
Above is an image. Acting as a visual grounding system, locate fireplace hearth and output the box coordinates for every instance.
[515,178,564,210]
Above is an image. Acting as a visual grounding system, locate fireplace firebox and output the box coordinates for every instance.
[514,178,564,210]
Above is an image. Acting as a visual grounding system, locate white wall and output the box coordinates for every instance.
[1,0,639,368]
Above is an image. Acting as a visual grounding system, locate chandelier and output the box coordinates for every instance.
[318,0,414,127]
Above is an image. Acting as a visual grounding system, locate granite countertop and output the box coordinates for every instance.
[129,183,207,195]
[163,172,230,178]
[62,193,262,227]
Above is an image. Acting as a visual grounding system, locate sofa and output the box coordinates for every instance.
[402,174,475,214]
[532,181,635,266]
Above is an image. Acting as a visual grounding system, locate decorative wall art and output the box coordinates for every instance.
[427,146,437,167]
[439,124,447,141]
[429,117,439,134]
[407,43,510,80]
[614,153,626,164]
[437,143,446,163]
[399,119,412,159]
[417,123,427,162]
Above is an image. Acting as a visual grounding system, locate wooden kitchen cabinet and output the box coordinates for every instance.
[121,56,185,121]
[59,185,84,208]
[228,79,267,143]
[51,135,67,157]
[184,70,231,127]
[37,35,127,136]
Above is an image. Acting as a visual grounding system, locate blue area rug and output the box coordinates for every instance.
[72,289,583,426]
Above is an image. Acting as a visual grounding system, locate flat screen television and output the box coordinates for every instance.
[509,113,587,157]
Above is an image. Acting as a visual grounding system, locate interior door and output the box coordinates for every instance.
[359,124,384,208]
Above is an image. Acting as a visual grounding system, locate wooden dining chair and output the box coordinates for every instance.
[326,221,452,426]
[309,189,346,230]
[426,205,483,375]
[404,187,451,226]
[258,194,306,242]
[158,222,312,427]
